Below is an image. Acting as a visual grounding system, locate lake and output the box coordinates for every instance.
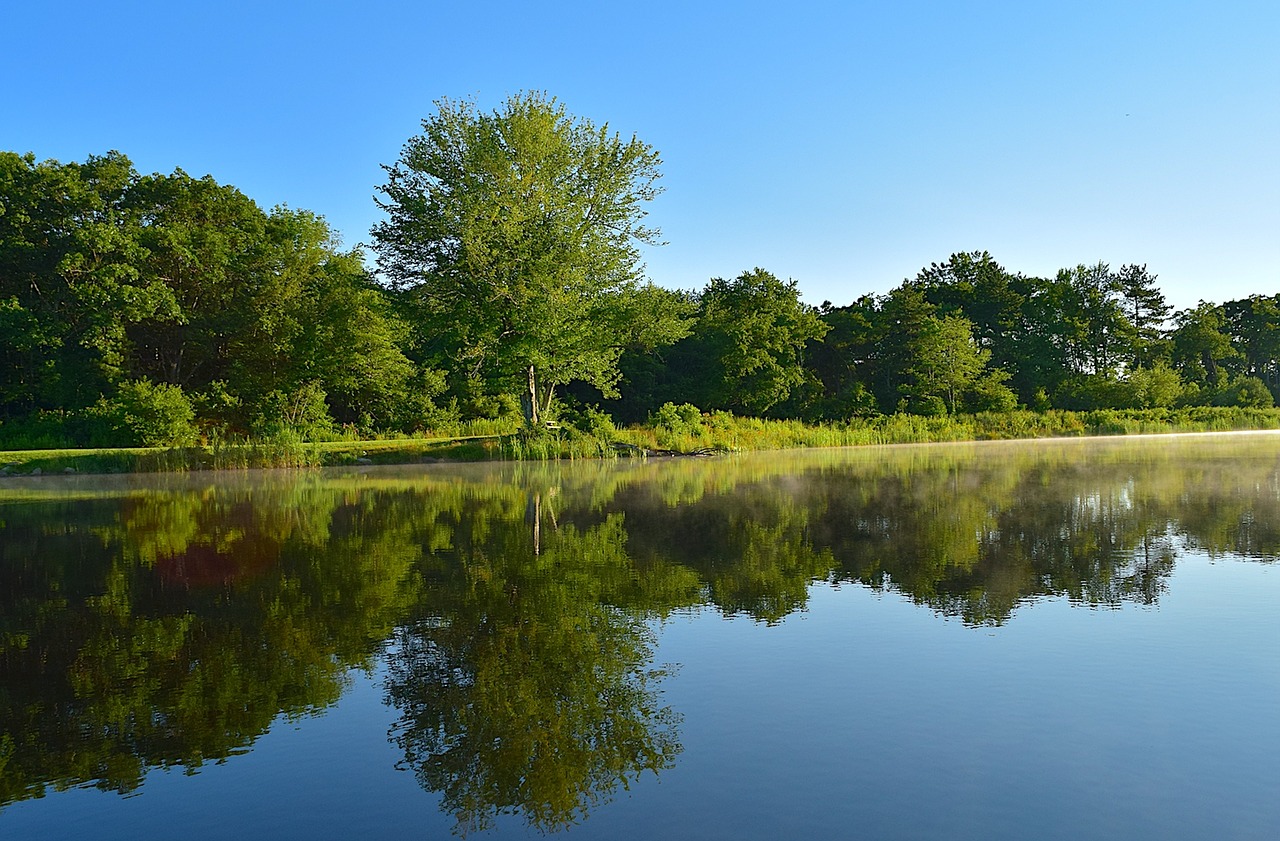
[2,434,1278,839]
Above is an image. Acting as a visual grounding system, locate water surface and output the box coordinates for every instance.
[2,434,1278,838]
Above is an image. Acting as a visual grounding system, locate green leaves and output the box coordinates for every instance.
[1,153,424,441]
[372,92,676,419]
[682,269,829,415]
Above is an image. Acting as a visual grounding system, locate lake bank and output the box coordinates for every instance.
[3,406,1280,478]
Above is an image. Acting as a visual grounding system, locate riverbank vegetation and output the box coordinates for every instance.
[5,406,1279,477]
[5,92,1280,463]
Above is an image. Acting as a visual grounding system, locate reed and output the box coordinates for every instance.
[5,407,1280,477]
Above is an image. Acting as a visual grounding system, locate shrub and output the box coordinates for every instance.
[1124,363,1183,409]
[1054,375,1131,410]
[251,382,335,441]
[646,402,709,449]
[1215,376,1275,409]
[966,376,1019,413]
[903,395,948,417]
[561,404,617,440]
[191,380,244,439]
[648,402,704,435]
[88,379,199,447]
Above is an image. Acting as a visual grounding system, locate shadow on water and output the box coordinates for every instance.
[2,433,1279,830]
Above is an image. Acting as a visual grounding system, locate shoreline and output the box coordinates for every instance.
[4,409,1280,479]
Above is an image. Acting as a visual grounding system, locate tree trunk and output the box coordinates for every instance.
[523,364,539,427]
[540,383,555,419]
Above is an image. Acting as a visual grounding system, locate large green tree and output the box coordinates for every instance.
[808,295,882,419]
[904,313,1006,414]
[1170,301,1239,390]
[914,251,1024,363]
[1115,263,1170,365]
[1055,262,1134,377]
[371,92,683,425]
[1223,294,1280,396]
[677,269,829,415]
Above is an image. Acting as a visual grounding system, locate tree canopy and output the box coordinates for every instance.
[5,119,1280,448]
[0,151,425,446]
[371,92,686,425]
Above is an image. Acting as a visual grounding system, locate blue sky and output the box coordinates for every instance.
[5,0,1276,310]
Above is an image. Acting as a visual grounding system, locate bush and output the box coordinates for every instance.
[811,383,879,421]
[901,395,947,417]
[1215,376,1275,409]
[251,382,335,441]
[648,402,704,435]
[464,392,523,421]
[1054,375,1131,410]
[646,402,708,449]
[966,377,1019,413]
[88,379,199,447]
[1124,363,1183,409]
[191,380,244,438]
[560,404,617,439]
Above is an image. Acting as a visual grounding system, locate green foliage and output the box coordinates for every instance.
[7,140,1280,450]
[0,151,179,414]
[668,269,828,415]
[1171,302,1239,388]
[1124,363,1183,409]
[189,381,243,438]
[87,378,198,447]
[900,313,991,413]
[902,395,948,416]
[1054,374,1132,411]
[560,403,618,440]
[648,402,704,434]
[1223,294,1280,395]
[646,403,709,449]
[251,382,335,441]
[808,297,882,420]
[1,151,426,445]
[371,92,684,424]
[461,391,524,423]
[1214,375,1275,408]
[0,411,80,450]
[1115,263,1170,365]
[965,371,1019,413]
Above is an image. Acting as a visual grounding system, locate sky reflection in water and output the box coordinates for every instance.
[2,434,1278,838]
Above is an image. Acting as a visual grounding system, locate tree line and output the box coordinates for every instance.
[2,92,1277,448]
[591,254,1278,424]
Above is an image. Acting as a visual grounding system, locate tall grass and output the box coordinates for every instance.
[613,406,1280,455]
[5,406,1280,477]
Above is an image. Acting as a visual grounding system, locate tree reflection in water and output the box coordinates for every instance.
[383,503,687,835]
[2,434,1280,829]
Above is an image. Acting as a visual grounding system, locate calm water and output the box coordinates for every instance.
[2,434,1278,839]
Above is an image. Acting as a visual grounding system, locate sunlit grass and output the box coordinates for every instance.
[4,407,1280,476]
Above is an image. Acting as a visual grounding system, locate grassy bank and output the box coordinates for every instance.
[4,407,1280,477]
[615,406,1280,453]
[0,435,506,477]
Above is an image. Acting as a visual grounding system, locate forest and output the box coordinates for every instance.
[2,93,1278,449]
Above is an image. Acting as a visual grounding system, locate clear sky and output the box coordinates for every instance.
[4,0,1276,310]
